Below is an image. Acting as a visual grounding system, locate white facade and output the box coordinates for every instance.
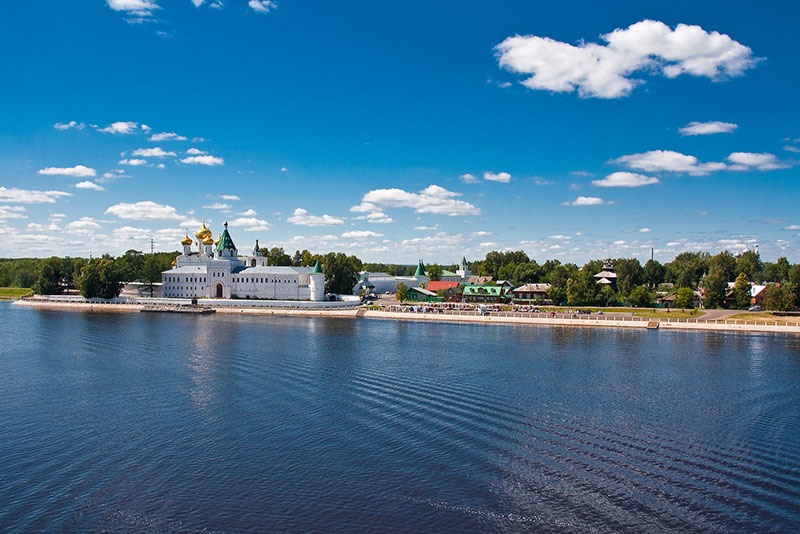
[162,222,325,301]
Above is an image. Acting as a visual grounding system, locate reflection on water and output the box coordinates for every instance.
[0,302,799,532]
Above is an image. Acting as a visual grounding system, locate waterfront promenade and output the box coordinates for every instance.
[14,295,800,335]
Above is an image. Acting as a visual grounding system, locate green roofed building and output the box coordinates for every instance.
[462,285,511,304]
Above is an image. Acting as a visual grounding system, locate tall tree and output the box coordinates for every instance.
[426,264,443,281]
[395,282,408,303]
[322,252,362,295]
[614,258,644,298]
[702,267,728,309]
[33,257,63,295]
[79,258,122,299]
[628,285,654,307]
[707,251,737,282]
[736,251,763,282]
[665,252,709,289]
[643,259,665,288]
[675,287,694,310]
[733,272,751,309]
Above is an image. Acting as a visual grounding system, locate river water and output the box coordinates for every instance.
[1,302,799,532]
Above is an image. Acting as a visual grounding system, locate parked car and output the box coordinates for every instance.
[748,305,762,312]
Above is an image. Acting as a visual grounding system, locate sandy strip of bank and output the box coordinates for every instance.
[14,299,142,313]
[362,309,800,335]
[13,298,360,318]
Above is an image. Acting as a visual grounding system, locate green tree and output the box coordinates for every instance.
[79,258,122,299]
[763,257,791,282]
[426,263,443,281]
[763,283,796,311]
[665,252,709,289]
[260,247,292,266]
[614,258,643,298]
[116,249,144,282]
[707,251,737,282]
[395,282,408,302]
[642,259,665,288]
[546,264,574,305]
[702,267,728,309]
[33,257,63,295]
[141,255,162,297]
[675,287,694,310]
[627,285,653,307]
[322,252,362,295]
[733,272,751,309]
[736,250,763,282]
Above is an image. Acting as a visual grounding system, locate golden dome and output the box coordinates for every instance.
[203,235,214,245]
[195,223,212,240]
[171,259,177,267]
[181,235,193,246]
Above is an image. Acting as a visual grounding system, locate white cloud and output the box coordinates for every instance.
[679,121,738,136]
[180,155,224,166]
[186,147,206,155]
[783,225,800,231]
[280,166,289,173]
[0,206,27,220]
[342,230,383,239]
[484,171,511,183]
[221,195,240,201]
[132,147,176,157]
[75,181,105,191]
[99,121,144,134]
[0,187,72,204]
[639,227,652,233]
[37,165,96,178]
[356,185,480,216]
[472,231,492,237]
[613,150,726,175]
[119,158,148,166]
[496,20,757,98]
[400,232,466,250]
[249,0,277,13]
[105,201,182,220]
[726,152,788,171]
[54,121,85,131]
[191,0,205,7]
[229,217,270,231]
[459,173,480,183]
[149,131,187,141]
[106,0,159,16]
[592,171,660,187]
[202,203,231,210]
[354,211,393,224]
[99,169,130,182]
[287,208,344,227]
[65,217,102,233]
[563,196,610,206]
[239,208,258,216]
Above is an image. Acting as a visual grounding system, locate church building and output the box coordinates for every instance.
[162,222,325,301]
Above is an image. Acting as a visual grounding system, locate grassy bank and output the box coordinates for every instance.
[0,287,32,300]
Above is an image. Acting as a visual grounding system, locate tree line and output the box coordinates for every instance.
[4,247,800,309]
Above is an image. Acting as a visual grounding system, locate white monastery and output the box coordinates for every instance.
[162,222,325,301]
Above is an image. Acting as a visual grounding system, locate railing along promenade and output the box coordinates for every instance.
[366,304,800,333]
[23,294,361,310]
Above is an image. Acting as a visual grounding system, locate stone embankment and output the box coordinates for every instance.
[361,307,800,334]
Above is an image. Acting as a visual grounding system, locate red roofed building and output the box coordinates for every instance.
[426,280,462,302]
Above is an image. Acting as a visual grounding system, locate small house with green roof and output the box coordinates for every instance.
[462,284,512,304]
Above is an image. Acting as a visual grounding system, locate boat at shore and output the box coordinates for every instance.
[141,304,215,314]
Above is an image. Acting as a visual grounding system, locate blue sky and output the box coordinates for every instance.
[1,1,798,264]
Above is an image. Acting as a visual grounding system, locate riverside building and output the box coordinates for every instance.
[161,222,325,301]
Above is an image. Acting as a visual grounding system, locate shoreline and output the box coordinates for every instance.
[12,297,800,334]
